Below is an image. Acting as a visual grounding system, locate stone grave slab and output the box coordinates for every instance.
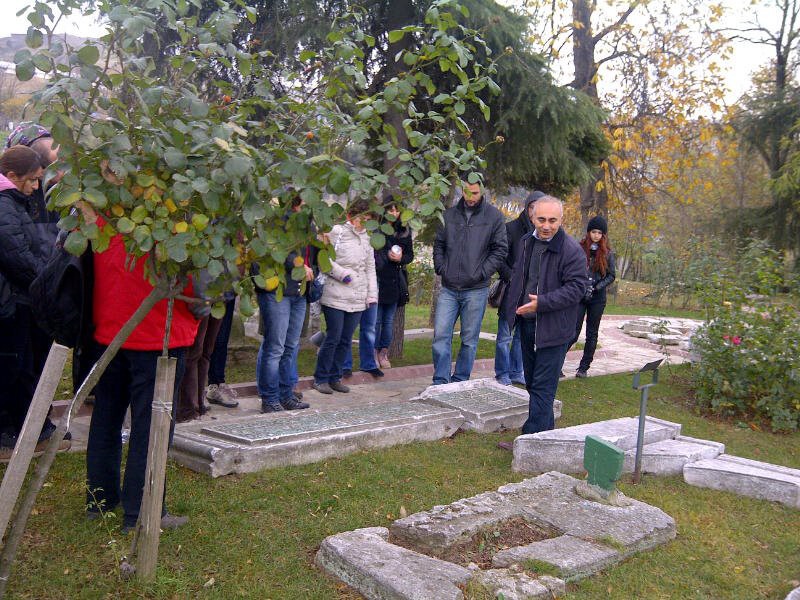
[683,454,800,509]
[634,435,724,475]
[786,586,800,600]
[320,472,673,599]
[315,527,472,600]
[392,472,675,564]
[492,534,620,581]
[646,333,682,345]
[169,401,464,477]
[471,570,565,600]
[415,378,561,433]
[512,416,681,474]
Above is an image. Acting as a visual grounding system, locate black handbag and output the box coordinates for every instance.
[397,267,410,306]
[487,278,507,308]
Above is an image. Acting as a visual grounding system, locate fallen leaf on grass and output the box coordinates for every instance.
[204,577,215,588]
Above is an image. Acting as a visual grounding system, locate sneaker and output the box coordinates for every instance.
[280,397,310,410]
[329,381,350,393]
[575,369,588,378]
[206,383,239,408]
[496,377,512,386]
[312,381,334,395]
[160,513,189,530]
[261,401,285,413]
[559,371,565,379]
[342,369,353,379]
[363,367,384,378]
[292,390,304,401]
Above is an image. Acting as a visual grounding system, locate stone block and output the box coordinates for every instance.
[315,527,472,600]
[492,534,620,581]
[631,435,724,475]
[415,378,561,433]
[786,586,800,600]
[170,402,464,477]
[471,569,565,600]
[646,333,682,345]
[512,417,681,474]
[683,454,800,509]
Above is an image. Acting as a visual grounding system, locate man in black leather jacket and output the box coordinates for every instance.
[432,177,507,384]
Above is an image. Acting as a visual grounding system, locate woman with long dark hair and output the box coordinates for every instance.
[571,215,615,378]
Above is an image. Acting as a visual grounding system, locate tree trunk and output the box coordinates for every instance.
[388,305,405,359]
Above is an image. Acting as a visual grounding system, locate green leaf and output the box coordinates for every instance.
[299,49,317,62]
[454,101,465,115]
[239,293,255,317]
[77,45,100,65]
[116,217,135,233]
[388,30,405,44]
[370,232,386,249]
[317,248,332,273]
[26,28,43,49]
[224,156,251,178]
[54,190,82,208]
[192,178,210,194]
[15,60,34,81]
[83,188,107,209]
[327,167,350,195]
[211,302,226,319]
[164,148,187,169]
[63,230,88,256]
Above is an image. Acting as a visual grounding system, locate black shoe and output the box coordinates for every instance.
[559,371,565,379]
[292,390,304,401]
[364,368,384,378]
[329,381,350,393]
[281,397,310,410]
[575,369,588,378]
[261,402,285,413]
[312,381,334,395]
[342,369,353,379]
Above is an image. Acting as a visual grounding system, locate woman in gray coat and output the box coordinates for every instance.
[313,198,378,394]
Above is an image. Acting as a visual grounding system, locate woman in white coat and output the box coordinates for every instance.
[313,198,378,394]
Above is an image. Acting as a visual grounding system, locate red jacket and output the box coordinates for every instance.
[93,226,198,350]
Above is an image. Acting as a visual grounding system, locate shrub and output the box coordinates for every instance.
[691,240,800,432]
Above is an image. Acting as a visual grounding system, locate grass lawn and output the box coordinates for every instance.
[3,365,799,599]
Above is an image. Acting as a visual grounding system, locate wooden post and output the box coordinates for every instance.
[0,343,68,546]
[131,356,176,581]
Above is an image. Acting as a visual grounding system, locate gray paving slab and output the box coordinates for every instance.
[683,454,800,509]
[170,401,465,477]
[414,378,561,433]
[511,416,682,474]
[315,527,472,600]
[492,534,620,581]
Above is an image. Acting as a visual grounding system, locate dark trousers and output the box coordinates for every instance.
[208,297,235,385]
[0,305,39,435]
[176,316,223,422]
[86,345,185,528]
[519,318,568,434]
[314,306,361,384]
[571,301,606,372]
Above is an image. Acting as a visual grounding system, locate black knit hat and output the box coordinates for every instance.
[587,215,607,234]
[525,190,545,208]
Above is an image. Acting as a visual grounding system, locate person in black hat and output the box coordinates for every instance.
[571,215,615,377]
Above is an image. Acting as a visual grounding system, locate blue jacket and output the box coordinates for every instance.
[502,227,586,349]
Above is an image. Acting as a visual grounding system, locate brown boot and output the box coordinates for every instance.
[378,348,392,369]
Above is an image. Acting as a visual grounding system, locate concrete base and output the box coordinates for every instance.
[683,454,800,509]
[315,527,472,600]
[170,402,464,477]
[511,416,682,474]
[414,378,561,433]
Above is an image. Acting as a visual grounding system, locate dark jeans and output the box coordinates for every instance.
[571,301,606,372]
[208,297,235,385]
[0,304,39,435]
[86,345,185,528]
[342,302,378,372]
[519,318,568,434]
[314,306,361,384]
[374,302,398,350]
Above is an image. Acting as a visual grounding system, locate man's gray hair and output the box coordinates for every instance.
[534,195,564,215]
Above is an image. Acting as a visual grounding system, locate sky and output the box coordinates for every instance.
[0,0,781,103]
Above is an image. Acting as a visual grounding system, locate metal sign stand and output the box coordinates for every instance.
[631,358,663,484]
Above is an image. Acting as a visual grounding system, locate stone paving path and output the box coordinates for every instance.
[64,314,688,452]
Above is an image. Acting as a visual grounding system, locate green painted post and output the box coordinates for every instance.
[584,435,624,492]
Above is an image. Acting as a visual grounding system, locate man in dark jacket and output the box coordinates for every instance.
[494,190,544,385]
[500,195,586,435]
[432,178,507,384]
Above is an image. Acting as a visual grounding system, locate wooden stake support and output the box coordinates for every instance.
[128,356,176,581]
[0,343,68,546]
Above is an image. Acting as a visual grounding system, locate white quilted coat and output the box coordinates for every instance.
[320,222,378,312]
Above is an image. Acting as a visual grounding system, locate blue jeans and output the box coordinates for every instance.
[432,286,489,384]
[375,302,398,350]
[86,345,185,528]
[208,296,235,385]
[494,316,524,384]
[342,303,378,372]
[518,318,568,434]
[256,292,307,405]
[315,306,361,383]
